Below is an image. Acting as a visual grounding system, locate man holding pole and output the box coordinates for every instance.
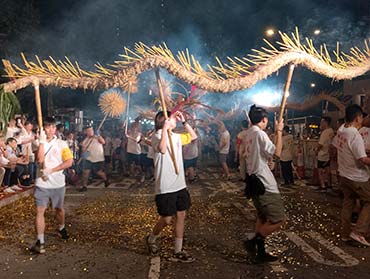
[31,117,73,254]
[146,110,197,262]
[243,105,285,263]
[79,126,109,192]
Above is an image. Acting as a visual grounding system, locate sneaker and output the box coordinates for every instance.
[341,237,351,242]
[57,227,69,240]
[104,179,110,188]
[4,187,16,193]
[254,252,279,264]
[314,187,327,192]
[170,250,195,263]
[78,186,87,192]
[349,232,370,246]
[10,185,23,191]
[243,239,257,256]
[30,240,45,254]
[140,175,145,183]
[145,235,159,255]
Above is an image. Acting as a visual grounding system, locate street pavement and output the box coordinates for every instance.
[0,166,369,278]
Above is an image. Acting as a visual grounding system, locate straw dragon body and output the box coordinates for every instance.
[1,29,369,94]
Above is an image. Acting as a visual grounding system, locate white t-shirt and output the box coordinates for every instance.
[147,146,154,159]
[318,128,334,161]
[20,130,35,161]
[280,134,294,162]
[5,145,18,160]
[183,139,198,160]
[151,130,191,195]
[359,127,370,151]
[332,125,369,182]
[6,126,21,140]
[244,125,279,194]
[219,130,230,154]
[82,137,105,163]
[127,133,142,155]
[36,136,73,189]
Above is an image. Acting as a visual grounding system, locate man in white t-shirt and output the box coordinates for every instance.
[235,120,249,181]
[146,110,197,263]
[243,105,284,264]
[5,119,21,140]
[280,126,294,186]
[317,117,334,191]
[30,117,73,254]
[126,122,143,178]
[359,114,370,156]
[183,126,199,182]
[332,105,370,247]
[80,126,109,192]
[218,123,230,179]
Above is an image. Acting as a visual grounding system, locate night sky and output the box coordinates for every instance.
[0,0,369,117]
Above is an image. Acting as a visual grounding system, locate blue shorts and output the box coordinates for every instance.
[184,158,198,169]
[128,153,141,165]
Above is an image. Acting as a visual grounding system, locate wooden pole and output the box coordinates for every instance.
[97,114,108,132]
[33,79,43,130]
[278,64,295,123]
[155,69,179,175]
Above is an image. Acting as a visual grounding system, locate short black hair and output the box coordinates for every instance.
[241,120,249,128]
[321,116,332,125]
[283,125,290,133]
[154,111,171,131]
[345,104,363,123]
[249,105,268,125]
[56,123,64,130]
[337,118,345,125]
[6,137,16,144]
[43,117,56,127]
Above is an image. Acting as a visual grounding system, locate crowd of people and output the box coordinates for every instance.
[1,103,370,264]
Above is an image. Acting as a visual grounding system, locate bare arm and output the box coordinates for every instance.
[97,135,105,145]
[158,127,169,154]
[51,158,73,172]
[273,120,284,158]
[359,157,370,166]
[183,123,197,141]
[274,131,283,158]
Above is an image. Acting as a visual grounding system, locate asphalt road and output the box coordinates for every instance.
[0,166,369,279]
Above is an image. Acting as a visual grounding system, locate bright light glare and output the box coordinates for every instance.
[310,83,316,88]
[252,91,281,106]
[314,29,321,35]
[265,29,275,37]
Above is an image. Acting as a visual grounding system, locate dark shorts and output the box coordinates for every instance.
[141,154,153,169]
[317,160,330,169]
[184,158,198,169]
[155,188,191,217]
[252,192,286,224]
[34,186,66,209]
[128,153,141,166]
[104,156,111,163]
[83,160,104,173]
[219,153,228,163]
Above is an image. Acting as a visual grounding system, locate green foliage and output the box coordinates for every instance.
[0,85,21,131]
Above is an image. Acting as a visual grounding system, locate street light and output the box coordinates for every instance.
[310,83,316,88]
[314,29,321,35]
[265,28,275,37]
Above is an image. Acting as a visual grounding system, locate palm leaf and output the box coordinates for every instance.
[0,85,22,132]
